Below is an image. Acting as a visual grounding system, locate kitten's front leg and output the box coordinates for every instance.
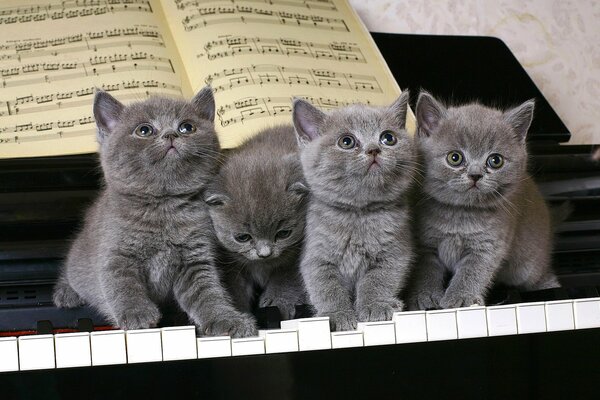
[175,245,257,338]
[439,252,499,309]
[405,251,446,310]
[302,252,356,331]
[258,267,307,320]
[101,255,162,330]
[355,249,411,322]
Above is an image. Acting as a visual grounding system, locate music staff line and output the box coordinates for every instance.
[0,127,92,145]
[202,35,365,63]
[205,64,382,94]
[2,81,182,117]
[175,0,336,12]
[1,57,174,89]
[216,95,372,127]
[0,1,151,25]
[0,29,164,62]
[182,6,349,32]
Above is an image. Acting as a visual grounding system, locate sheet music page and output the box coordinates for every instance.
[158,0,414,148]
[0,0,189,159]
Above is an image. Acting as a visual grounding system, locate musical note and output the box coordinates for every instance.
[204,64,382,94]
[216,95,372,127]
[0,1,152,26]
[182,6,348,32]
[175,0,337,12]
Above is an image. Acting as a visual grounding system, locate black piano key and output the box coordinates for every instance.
[520,287,570,303]
[566,286,600,299]
[77,318,94,332]
[255,306,282,330]
[486,289,521,305]
[36,320,53,334]
[294,304,314,319]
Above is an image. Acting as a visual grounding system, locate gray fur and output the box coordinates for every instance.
[293,92,416,331]
[206,125,308,320]
[408,92,560,310]
[53,87,257,337]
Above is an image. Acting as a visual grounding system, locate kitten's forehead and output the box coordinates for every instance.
[123,97,194,125]
[327,105,387,133]
[437,104,518,154]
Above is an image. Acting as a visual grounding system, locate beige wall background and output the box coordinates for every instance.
[350,0,600,145]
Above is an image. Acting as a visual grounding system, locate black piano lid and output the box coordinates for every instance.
[371,32,571,144]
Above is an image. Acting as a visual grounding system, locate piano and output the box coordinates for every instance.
[1,33,599,399]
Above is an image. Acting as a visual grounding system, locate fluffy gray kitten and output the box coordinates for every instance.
[52,87,257,337]
[409,92,560,310]
[293,92,416,331]
[205,125,308,320]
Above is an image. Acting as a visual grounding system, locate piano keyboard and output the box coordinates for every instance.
[1,297,599,373]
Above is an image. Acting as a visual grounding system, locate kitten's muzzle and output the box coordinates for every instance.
[162,130,180,140]
[256,244,273,258]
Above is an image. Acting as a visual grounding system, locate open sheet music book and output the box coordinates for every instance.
[0,0,413,159]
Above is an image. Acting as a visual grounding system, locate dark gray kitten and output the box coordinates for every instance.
[52,87,257,337]
[293,92,416,331]
[205,125,308,320]
[409,92,560,310]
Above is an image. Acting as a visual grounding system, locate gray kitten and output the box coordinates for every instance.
[408,92,560,311]
[205,125,308,320]
[292,92,416,331]
[52,87,257,337]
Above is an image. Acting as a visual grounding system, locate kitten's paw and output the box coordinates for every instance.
[53,283,85,308]
[116,303,162,330]
[357,299,404,322]
[202,313,258,338]
[321,310,357,331]
[258,295,297,320]
[415,291,444,310]
[439,292,484,309]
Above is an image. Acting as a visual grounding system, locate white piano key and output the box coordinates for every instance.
[357,321,396,346]
[18,334,55,371]
[259,329,299,354]
[486,305,518,336]
[331,331,364,349]
[126,328,163,363]
[516,302,547,334]
[90,330,127,366]
[197,336,232,359]
[280,317,332,351]
[574,297,600,329]
[231,337,265,356]
[0,337,19,372]
[426,309,458,341]
[393,311,428,343]
[161,326,197,361]
[457,306,488,339]
[54,332,92,368]
[545,300,575,332]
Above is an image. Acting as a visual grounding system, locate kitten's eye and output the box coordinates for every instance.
[134,124,154,138]
[379,130,397,146]
[446,151,464,167]
[487,154,504,169]
[275,229,291,240]
[337,135,356,150]
[178,121,196,134]
[234,233,252,243]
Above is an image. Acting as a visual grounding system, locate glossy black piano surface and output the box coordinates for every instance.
[1,33,599,399]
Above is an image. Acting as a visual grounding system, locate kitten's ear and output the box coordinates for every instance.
[93,90,124,143]
[204,191,229,206]
[416,91,446,137]
[387,90,409,130]
[504,99,535,143]
[192,86,215,122]
[292,99,325,146]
